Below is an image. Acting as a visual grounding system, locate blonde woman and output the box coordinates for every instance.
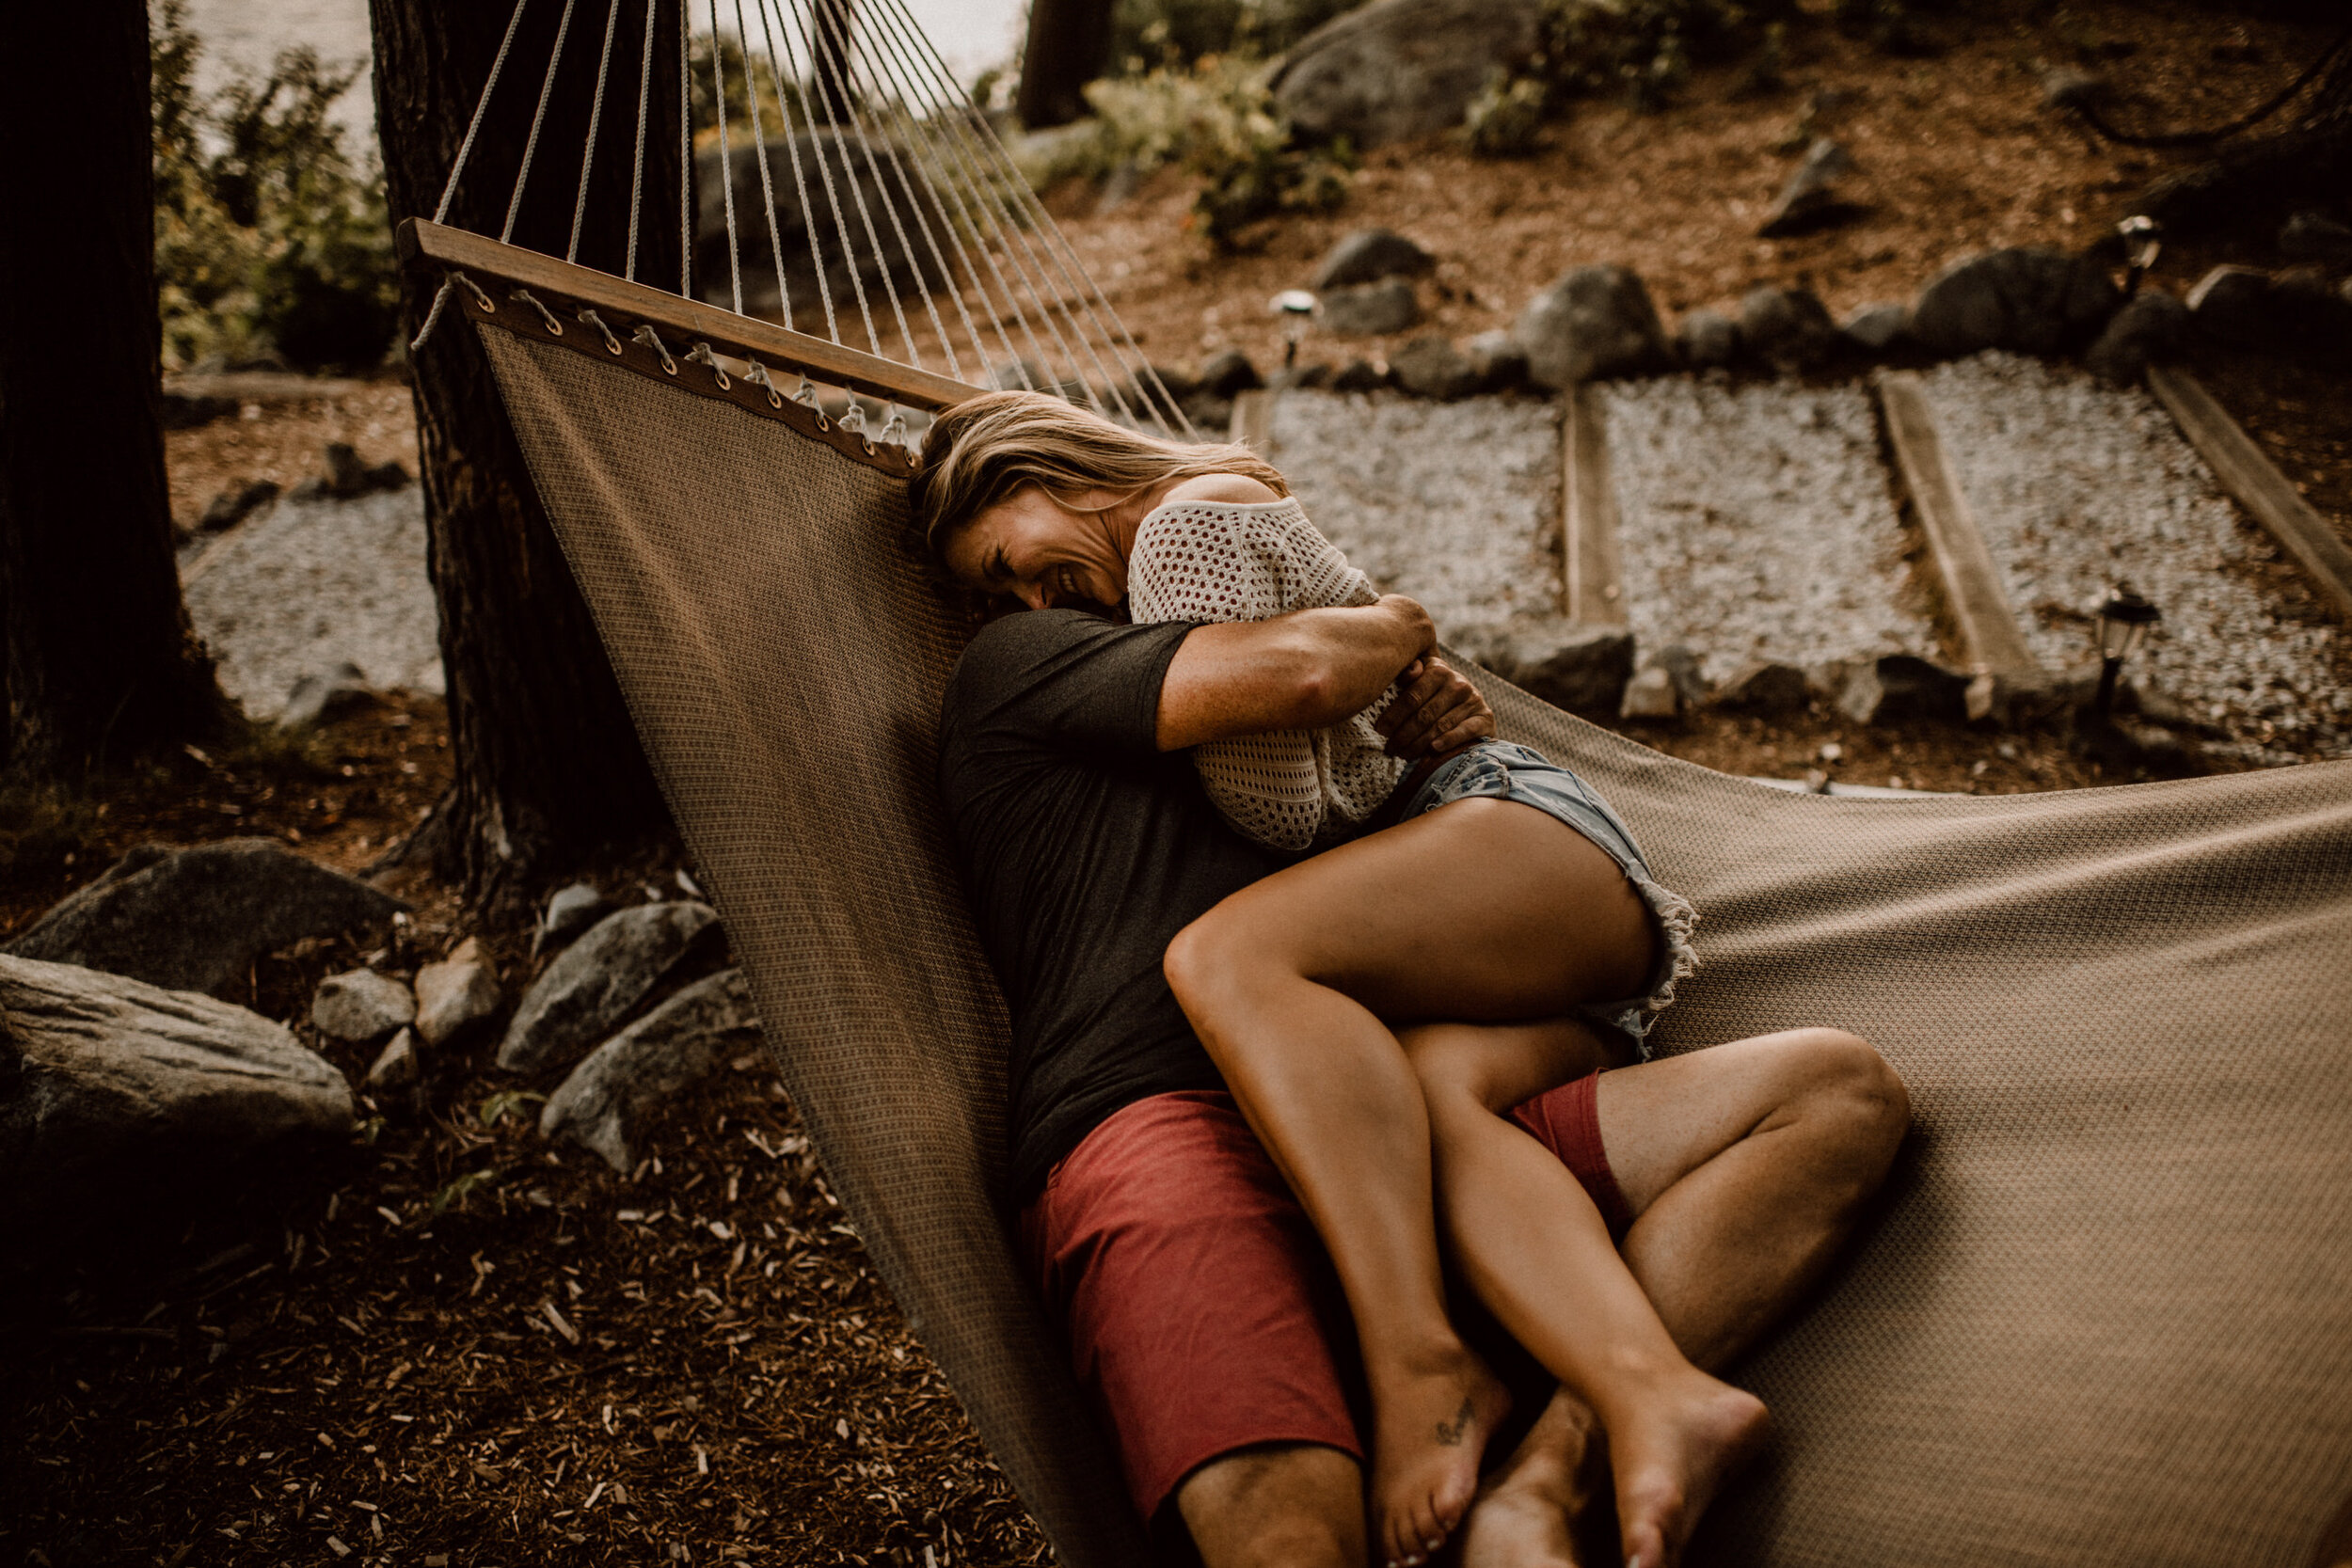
[916,391,1798,1568]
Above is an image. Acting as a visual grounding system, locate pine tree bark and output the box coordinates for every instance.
[371,0,688,915]
[0,0,229,782]
[1016,0,1114,129]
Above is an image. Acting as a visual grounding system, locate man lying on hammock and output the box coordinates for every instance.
[918,393,1912,1568]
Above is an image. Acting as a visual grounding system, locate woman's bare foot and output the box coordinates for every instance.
[1369,1345,1513,1567]
[1453,1390,1603,1568]
[1610,1375,1770,1568]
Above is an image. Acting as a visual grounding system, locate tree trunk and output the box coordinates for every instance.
[0,0,229,783]
[371,0,687,916]
[1016,0,1114,129]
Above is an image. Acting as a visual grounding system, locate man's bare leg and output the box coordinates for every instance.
[1177,1443,1366,1568]
[1414,1024,1911,1568]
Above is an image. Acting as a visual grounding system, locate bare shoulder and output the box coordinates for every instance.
[1162,471,1283,507]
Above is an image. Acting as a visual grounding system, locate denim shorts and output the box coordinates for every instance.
[1402,739,1696,1054]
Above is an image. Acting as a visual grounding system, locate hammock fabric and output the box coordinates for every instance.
[465,298,2352,1566]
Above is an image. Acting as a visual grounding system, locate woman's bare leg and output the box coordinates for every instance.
[1163,798,1754,1568]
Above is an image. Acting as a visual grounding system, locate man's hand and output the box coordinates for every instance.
[1376,656,1494,761]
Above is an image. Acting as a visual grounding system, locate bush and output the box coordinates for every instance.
[1461,71,1551,157]
[1106,0,1363,75]
[1537,0,1802,112]
[151,0,399,372]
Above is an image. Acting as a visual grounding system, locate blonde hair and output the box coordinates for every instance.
[912,389,1288,566]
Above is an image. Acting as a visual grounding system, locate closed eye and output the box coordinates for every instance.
[984,545,1011,591]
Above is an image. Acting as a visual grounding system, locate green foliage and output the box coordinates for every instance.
[476,1090,548,1129]
[1076,58,1353,246]
[150,1,398,372]
[1537,0,1799,113]
[1106,0,1362,76]
[1461,71,1551,157]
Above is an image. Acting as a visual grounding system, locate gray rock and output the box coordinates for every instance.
[695,133,946,327]
[1516,264,1669,388]
[310,968,416,1044]
[1182,393,1236,436]
[1320,277,1420,338]
[1390,335,1480,400]
[1646,644,1711,708]
[1276,361,1335,391]
[497,901,722,1077]
[539,969,761,1173]
[2086,289,2190,384]
[1838,655,1969,725]
[1840,303,1912,356]
[1674,309,1740,370]
[1312,229,1437,290]
[0,953,353,1231]
[2186,264,2352,361]
[1740,286,1839,372]
[1464,328,1527,389]
[2039,67,2104,110]
[366,1026,421,1092]
[325,442,372,498]
[2280,211,2352,266]
[1910,247,2121,357]
[1330,358,1391,393]
[279,660,374,730]
[1715,659,1810,714]
[199,479,280,532]
[1456,622,1634,713]
[1758,138,1862,238]
[365,459,411,491]
[1618,665,1678,720]
[1197,348,1264,399]
[535,882,614,957]
[413,937,501,1048]
[7,840,407,1001]
[1270,0,1546,150]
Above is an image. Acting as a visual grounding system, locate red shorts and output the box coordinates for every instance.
[1018,1076,1634,1527]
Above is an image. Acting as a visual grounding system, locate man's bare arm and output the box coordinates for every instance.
[1155,594,1433,752]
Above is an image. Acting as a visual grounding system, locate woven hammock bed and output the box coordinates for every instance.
[400,4,2352,1560]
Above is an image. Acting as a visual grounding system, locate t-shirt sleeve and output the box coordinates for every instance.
[946,609,1193,759]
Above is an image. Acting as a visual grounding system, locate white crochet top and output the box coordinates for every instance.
[1126,496,1409,852]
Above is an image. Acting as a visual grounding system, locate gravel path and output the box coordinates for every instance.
[1917,352,2350,759]
[1602,375,1934,683]
[1260,391,1564,636]
[180,486,443,721]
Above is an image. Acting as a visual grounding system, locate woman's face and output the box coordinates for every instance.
[943,485,1130,612]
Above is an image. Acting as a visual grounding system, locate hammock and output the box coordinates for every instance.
[403,6,2352,1563]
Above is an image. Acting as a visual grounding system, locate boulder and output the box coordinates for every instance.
[1516,265,1669,388]
[366,1026,421,1092]
[1740,286,1839,372]
[694,133,946,327]
[1674,309,1740,370]
[324,442,373,498]
[498,901,722,1077]
[540,969,762,1173]
[1330,358,1391,393]
[1463,328,1528,389]
[536,882,614,957]
[1838,655,1969,725]
[1270,0,1546,150]
[310,969,416,1043]
[1618,665,1678,720]
[1454,622,1633,713]
[413,937,501,1047]
[1197,348,1264,399]
[2280,211,2352,267]
[279,660,374,729]
[1391,335,1481,399]
[1312,229,1436,289]
[1645,645,1711,708]
[198,479,279,532]
[2186,264,2352,362]
[7,840,407,1001]
[1757,138,1862,238]
[1910,247,2121,357]
[1840,303,1912,356]
[2086,289,2190,384]
[1715,659,1810,714]
[1320,277,1420,338]
[0,953,353,1232]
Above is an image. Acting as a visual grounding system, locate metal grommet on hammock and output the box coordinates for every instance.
[630,325,677,375]
[578,308,625,356]
[838,399,876,455]
[684,341,731,390]
[880,403,915,465]
[789,373,830,431]
[510,288,564,336]
[453,271,497,314]
[742,360,786,409]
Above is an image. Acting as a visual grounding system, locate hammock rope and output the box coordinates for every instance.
[624,0,657,280]
[503,0,582,245]
[564,0,625,263]
[706,0,744,315]
[729,0,796,326]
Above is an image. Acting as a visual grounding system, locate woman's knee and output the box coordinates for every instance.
[1165,907,1290,1014]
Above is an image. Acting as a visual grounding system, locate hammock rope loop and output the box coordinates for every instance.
[512,288,567,335]
[579,308,627,355]
[743,359,787,407]
[632,323,679,373]
[686,340,734,389]
[454,272,499,313]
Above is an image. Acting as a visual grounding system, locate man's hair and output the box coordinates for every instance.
[911,390,1288,567]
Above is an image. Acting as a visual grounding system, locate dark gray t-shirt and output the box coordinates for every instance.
[938,609,1282,1196]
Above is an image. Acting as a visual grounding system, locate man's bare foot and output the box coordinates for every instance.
[1610,1375,1770,1568]
[1368,1345,1512,1567]
[1452,1390,1602,1568]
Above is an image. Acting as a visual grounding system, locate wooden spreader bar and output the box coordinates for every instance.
[399,219,985,413]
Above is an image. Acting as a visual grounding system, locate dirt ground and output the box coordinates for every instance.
[7,2,2348,1561]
